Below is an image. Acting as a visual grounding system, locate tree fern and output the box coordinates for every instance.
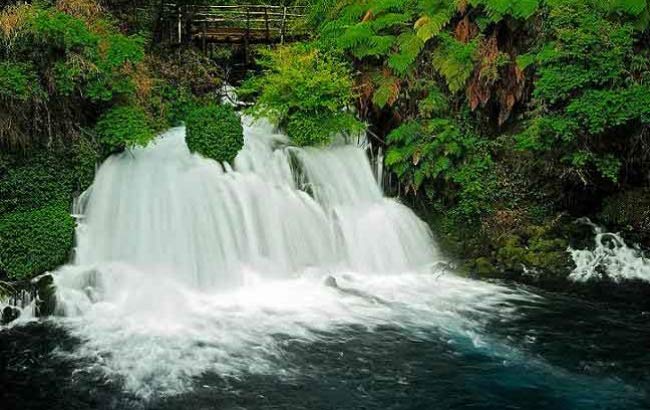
[415,0,455,41]
[414,8,454,41]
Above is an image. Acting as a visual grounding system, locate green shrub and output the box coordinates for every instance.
[385,117,496,222]
[0,3,146,148]
[185,104,243,163]
[285,110,361,146]
[95,105,154,149]
[0,62,42,101]
[240,44,363,146]
[0,201,75,280]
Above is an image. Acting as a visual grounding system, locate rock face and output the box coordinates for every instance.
[35,274,57,317]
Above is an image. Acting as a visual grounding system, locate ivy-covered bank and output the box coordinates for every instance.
[0,0,242,282]
[241,0,650,288]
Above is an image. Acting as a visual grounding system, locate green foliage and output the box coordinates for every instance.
[185,104,244,163]
[0,62,41,100]
[0,2,146,147]
[431,33,478,93]
[240,44,363,146]
[0,141,97,215]
[516,0,649,183]
[469,0,540,20]
[95,105,154,149]
[385,118,496,220]
[0,201,74,280]
[286,110,362,146]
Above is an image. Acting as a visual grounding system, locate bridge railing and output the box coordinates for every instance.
[162,3,308,45]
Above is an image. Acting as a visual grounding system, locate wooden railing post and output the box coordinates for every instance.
[244,6,250,65]
[280,6,287,44]
[202,19,207,53]
[264,7,270,43]
[176,4,182,44]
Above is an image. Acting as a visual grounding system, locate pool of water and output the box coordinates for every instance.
[1,275,649,410]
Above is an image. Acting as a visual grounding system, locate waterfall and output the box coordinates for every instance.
[41,116,531,399]
[68,117,438,292]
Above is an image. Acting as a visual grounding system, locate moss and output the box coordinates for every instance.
[185,104,243,163]
[472,257,497,277]
[0,201,75,280]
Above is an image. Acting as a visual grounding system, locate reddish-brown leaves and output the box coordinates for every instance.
[466,34,527,125]
[454,15,478,43]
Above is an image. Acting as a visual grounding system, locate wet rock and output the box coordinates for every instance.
[35,274,57,317]
[1,306,20,325]
[324,276,338,288]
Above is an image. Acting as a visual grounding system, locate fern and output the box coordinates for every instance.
[469,0,540,20]
[371,12,412,30]
[432,33,478,92]
[414,0,455,41]
[602,0,648,16]
[388,31,425,74]
[414,8,454,41]
[337,22,375,50]
[372,72,400,107]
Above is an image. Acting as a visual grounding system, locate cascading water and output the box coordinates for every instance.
[69,117,437,288]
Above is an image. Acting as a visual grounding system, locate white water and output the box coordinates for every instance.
[49,117,533,398]
[569,220,650,283]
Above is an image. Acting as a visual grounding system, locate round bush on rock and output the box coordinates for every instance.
[185,104,243,163]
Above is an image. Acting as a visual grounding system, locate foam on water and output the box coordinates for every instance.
[51,117,534,398]
[569,220,650,283]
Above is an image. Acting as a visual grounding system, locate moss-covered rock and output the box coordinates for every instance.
[185,104,243,163]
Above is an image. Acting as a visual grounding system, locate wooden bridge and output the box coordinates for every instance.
[161,3,308,50]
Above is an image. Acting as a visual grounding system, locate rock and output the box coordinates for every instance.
[1,306,20,325]
[35,274,57,317]
[324,275,338,288]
